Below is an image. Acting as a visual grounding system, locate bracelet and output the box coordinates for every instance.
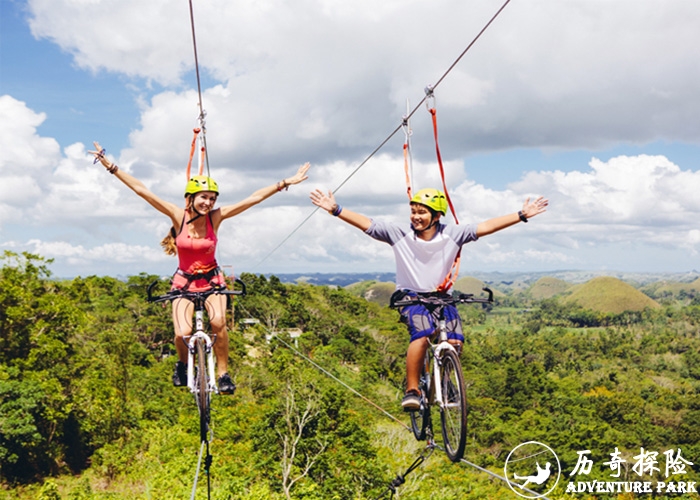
[331,204,343,217]
[107,162,119,175]
[518,210,528,223]
[93,148,106,164]
[276,180,289,192]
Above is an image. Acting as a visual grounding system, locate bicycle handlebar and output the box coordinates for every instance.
[391,287,493,308]
[147,278,247,304]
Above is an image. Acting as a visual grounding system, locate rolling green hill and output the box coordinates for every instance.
[528,276,571,300]
[345,280,396,305]
[641,277,700,301]
[562,276,661,313]
[453,276,506,298]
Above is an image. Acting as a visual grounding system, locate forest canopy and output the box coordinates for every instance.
[1,251,699,499]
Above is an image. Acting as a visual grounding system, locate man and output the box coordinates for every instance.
[310,187,548,410]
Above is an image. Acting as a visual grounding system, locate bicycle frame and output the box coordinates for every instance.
[431,329,458,412]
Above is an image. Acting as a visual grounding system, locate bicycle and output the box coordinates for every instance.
[148,279,246,442]
[391,287,493,462]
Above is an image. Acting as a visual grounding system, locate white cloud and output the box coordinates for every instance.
[24,0,700,170]
[4,1,700,276]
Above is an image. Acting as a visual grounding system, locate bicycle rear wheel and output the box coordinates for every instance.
[195,337,210,443]
[409,354,431,441]
[439,349,467,461]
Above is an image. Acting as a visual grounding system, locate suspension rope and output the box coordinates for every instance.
[190,439,213,500]
[425,87,459,225]
[251,0,513,270]
[401,101,414,200]
[269,326,411,431]
[374,443,435,500]
[434,444,552,500]
[187,0,211,178]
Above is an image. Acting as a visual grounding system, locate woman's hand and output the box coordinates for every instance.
[284,162,311,186]
[88,141,109,167]
[88,141,118,173]
[309,189,336,213]
[521,196,549,219]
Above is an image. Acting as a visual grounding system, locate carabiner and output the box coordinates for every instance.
[424,85,436,111]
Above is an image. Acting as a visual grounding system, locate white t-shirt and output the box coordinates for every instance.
[365,220,478,292]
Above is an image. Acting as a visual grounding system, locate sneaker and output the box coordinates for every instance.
[173,361,187,387]
[401,390,421,412]
[218,373,236,395]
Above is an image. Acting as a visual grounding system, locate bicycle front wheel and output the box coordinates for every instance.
[439,349,467,462]
[195,337,210,443]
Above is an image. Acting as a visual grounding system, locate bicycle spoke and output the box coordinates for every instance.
[439,350,467,462]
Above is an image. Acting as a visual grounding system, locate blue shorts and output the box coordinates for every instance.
[393,291,464,343]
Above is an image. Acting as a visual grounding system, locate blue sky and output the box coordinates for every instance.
[1,0,700,279]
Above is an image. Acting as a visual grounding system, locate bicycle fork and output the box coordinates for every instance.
[433,318,458,411]
[186,311,218,394]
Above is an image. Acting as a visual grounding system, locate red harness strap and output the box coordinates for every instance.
[426,91,461,292]
[428,107,459,225]
[186,127,201,180]
[403,142,413,201]
[402,116,414,200]
[437,249,461,293]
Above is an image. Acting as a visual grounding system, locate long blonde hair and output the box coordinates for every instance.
[161,227,177,255]
[161,197,196,255]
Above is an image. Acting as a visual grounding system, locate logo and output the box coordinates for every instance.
[504,441,561,499]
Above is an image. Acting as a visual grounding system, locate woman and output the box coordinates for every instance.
[310,187,548,410]
[91,141,310,394]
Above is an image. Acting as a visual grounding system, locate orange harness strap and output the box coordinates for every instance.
[426,91,461,292]
[437,249,461,293]
[428,107,459,225]
[403,142,413,200]
[186,128,201,180]
[402,115,414,200]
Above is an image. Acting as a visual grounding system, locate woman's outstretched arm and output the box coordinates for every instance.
[218,162,310,220]
[90,141,182,225]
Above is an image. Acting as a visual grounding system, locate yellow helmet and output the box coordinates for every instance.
[410,188,447,215]
[185,176,219,196]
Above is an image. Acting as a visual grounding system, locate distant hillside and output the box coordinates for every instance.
[641,277,700,301]
[528,277,571,300]
[563,276,661,314]
[345,281,396,306]
[453,276,506,298]
[270,270,700,288]
[274,272,396,287]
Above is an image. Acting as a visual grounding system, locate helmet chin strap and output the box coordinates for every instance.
[186,197,204,225]
[186,212,204,225]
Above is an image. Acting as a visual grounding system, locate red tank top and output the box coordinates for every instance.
[170,212,225,292]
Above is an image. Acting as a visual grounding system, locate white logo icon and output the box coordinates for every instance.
[504,441,561,498]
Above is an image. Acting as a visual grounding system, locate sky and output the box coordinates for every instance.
[1,0,700,280]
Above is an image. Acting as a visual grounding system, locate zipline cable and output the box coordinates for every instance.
[190,439,213,500]
[440,444,552,500]
[251,0,513,270]
[236,301,411,431]
[188,0,211,178]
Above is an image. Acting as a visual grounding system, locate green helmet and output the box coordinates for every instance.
[185,176,219,196]
[410,188,447,215]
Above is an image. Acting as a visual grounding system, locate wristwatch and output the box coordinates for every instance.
[518,210,528,223]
